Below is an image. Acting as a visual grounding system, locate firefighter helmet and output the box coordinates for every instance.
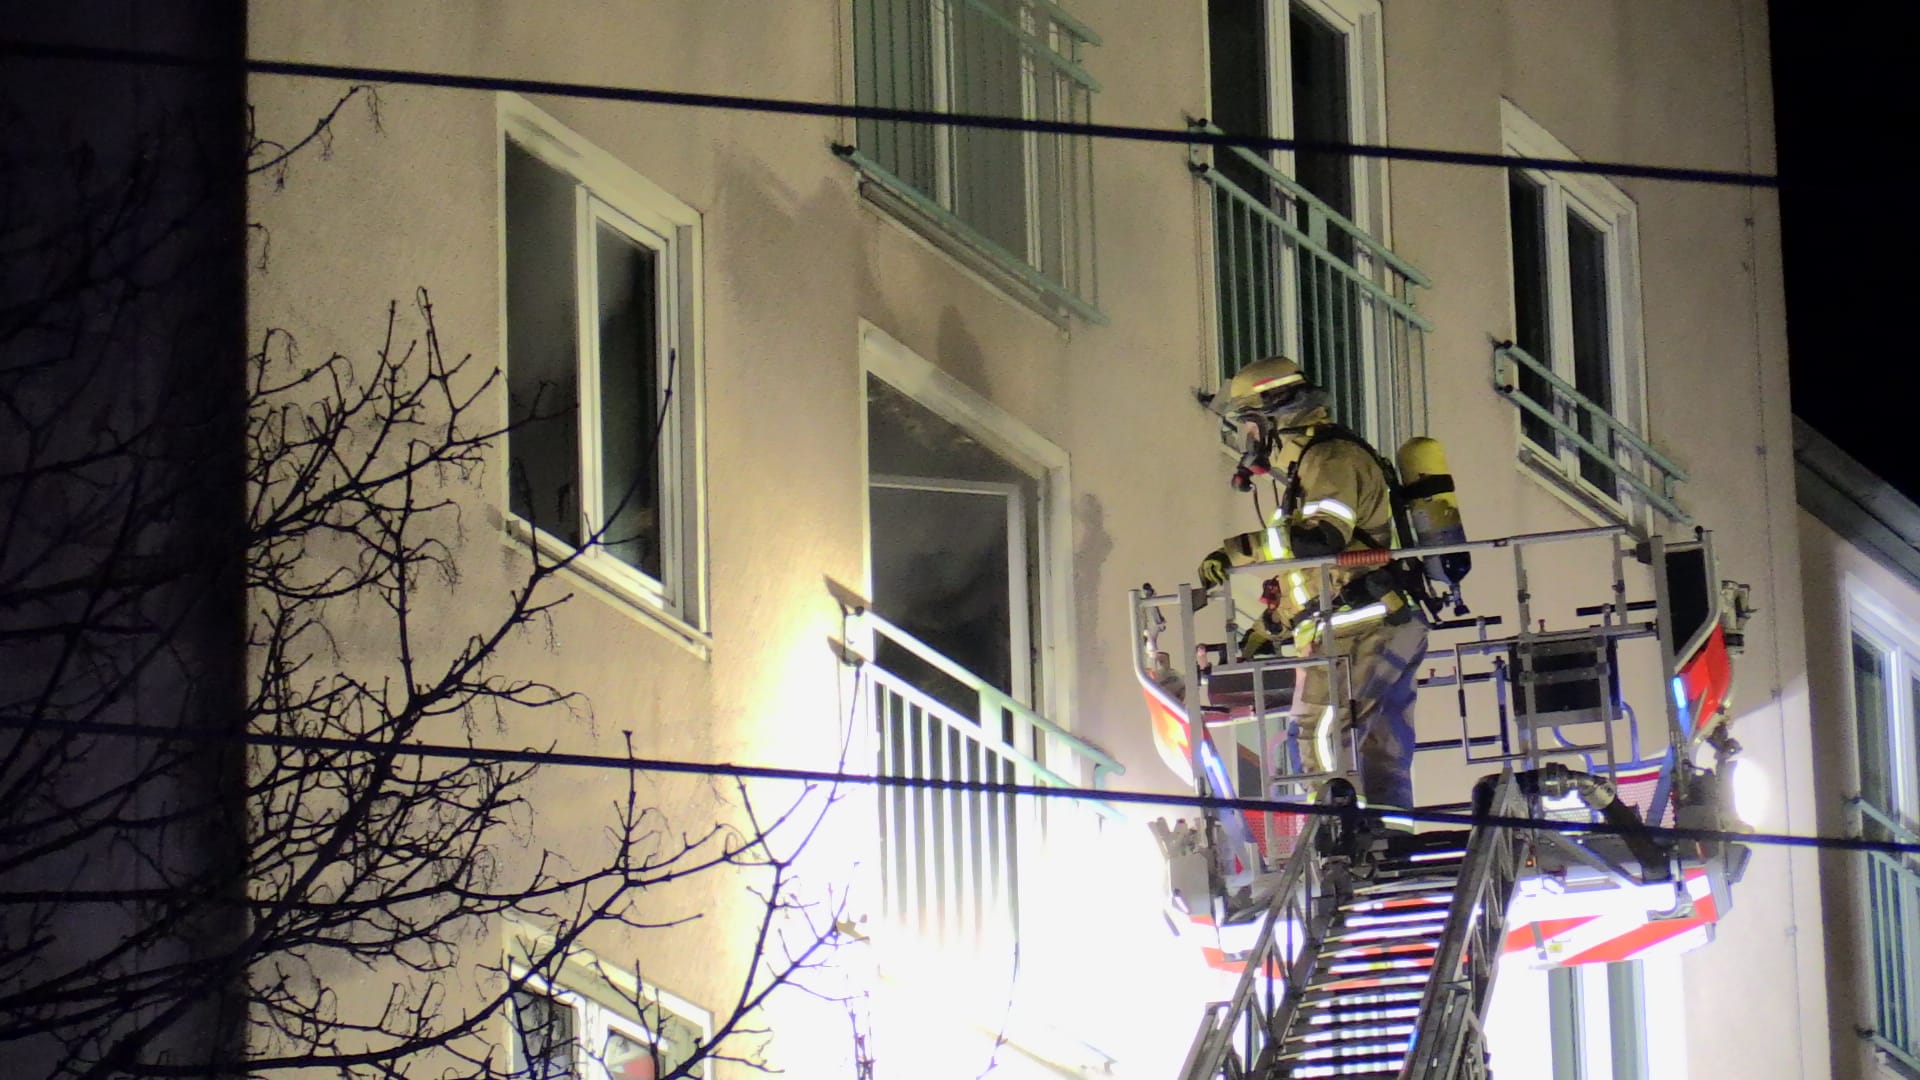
[1224,356,1324,429]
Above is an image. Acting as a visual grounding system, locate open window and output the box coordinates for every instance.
[500,95,708,639]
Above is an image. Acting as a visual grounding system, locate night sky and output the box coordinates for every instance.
[1771,1,1917,500]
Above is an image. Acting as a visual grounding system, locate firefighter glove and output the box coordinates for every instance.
[1198,549,1232,587]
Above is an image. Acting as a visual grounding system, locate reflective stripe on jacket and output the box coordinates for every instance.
[1221,422,1394,628]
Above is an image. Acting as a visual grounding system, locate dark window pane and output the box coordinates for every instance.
[1566,210,1617,496]
[1208,0,1277,380]
[950,0,1029,257]
[510,989,576,1080]
[1207,0,1271,201]
[1289,2,1354,227]
[853,0,937,193]
[869,484,1014,711]
[1855,633,1893,837]
[594,223,663,581]
[505,141,583,546]
[1289,3,1363,431]
[1508,171,1553,451]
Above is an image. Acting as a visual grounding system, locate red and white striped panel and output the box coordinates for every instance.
[1501,866,1717,967]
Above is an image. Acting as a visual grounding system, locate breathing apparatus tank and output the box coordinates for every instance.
[1395,437,1471,608]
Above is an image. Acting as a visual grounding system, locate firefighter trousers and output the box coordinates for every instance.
[1283,605,1429,810]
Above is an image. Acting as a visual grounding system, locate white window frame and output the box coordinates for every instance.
[845,0,1102,324]
[1848,585,1920,829]
[1501,98,1649,525]
[857,321,1076,731]
[507,967,713,1080]
[1201,0,1397,442]
[1258,0,1390,244]
[498,94,709,647]
[869,474,1034,705]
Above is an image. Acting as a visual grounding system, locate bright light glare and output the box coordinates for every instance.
[1732,760,1770,825]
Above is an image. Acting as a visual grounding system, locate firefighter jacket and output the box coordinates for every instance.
[1219,419,1396,632]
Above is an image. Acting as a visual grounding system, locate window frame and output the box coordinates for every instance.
[1547,961,1652,1080]
[857,320,1076,733]
[844,0,1103,325]
[1500,98,1649,525]
[1200,0,1405,448]
[1848,588,1920,831]
[507,972,710,1080]
[1256,0,1390,245]
[498,94,709,646]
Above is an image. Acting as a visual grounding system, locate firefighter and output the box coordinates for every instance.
[1196,356,1427,813]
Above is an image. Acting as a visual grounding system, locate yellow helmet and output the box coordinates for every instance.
[1224,355,1320,425]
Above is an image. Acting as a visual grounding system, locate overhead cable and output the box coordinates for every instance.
[4,715,1907,858]
[0,38,1780,189]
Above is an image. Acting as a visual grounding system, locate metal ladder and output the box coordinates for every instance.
[1177,775,1528,1080]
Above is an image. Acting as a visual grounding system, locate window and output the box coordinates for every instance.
[846,0,1101,323]
[1850,604,1920,1070]
[1202,0,1426,449]
[1547,962,1650,1080]
[509,976,708,1080]
[1501,100,1650,518]
[501,97,706,634]
[1849,605,1920,838]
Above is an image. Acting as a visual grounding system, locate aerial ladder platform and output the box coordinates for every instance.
[1130,525,1756,1079]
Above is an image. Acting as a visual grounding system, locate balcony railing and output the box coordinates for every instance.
[844,0,1102,323]
[857,610,1121,952]
[1854,798,1920,1074]
[1189,120,1432,447]
[1491,341,1690,525]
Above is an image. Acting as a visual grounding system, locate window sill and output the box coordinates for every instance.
[504,518,712,662]
[1514,441,1648,539]
[834,145,1104,330]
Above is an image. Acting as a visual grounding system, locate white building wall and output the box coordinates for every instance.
[245,1,1822,1077]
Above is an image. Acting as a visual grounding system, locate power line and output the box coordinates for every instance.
[7,714,1910,859]
[0,38,1779,190]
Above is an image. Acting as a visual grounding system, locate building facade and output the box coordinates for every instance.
[238,1,1821,1078]
[1799,418,1920,1080]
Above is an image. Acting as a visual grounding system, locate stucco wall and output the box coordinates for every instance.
[245,1,1821,1076]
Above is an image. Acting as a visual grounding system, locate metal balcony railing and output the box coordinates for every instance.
[844,0,1101,323]
[1491,341,1690,525]
[1189,120,1432,447]
[1853,798,1920,1074]
[857,610,1121,952]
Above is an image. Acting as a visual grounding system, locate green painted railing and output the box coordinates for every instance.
[858,609,1121,949]
[1492,341,1691,525]
[1854,798,1920,1074]
[847,0,1101,322]
[1189,120,1431,447]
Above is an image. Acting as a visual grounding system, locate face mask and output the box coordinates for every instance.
[1230,415,1273,492]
